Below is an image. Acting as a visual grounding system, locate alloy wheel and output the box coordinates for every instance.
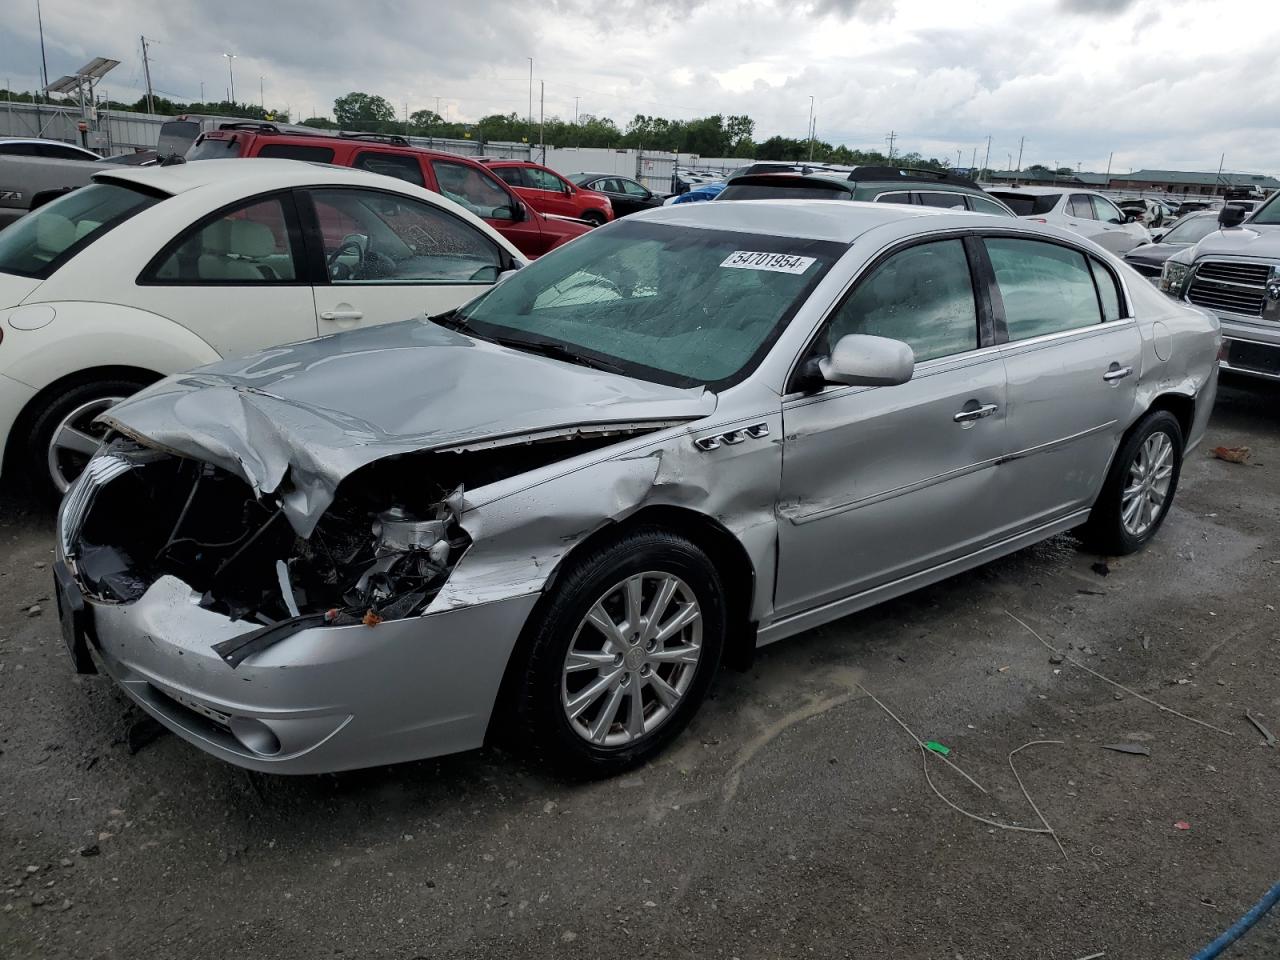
[1120,431,1174,537]
[561,572,703,746]
[47,396,123,494]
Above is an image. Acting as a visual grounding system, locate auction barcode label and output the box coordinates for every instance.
[720,251,816,274]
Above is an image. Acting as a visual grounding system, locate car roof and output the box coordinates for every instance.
[988,186,1078,195]
[90,157,419,196]
[635,197,971,244]
[1,137,88,146]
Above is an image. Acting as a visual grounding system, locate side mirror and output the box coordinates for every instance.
[1219,204,1248,228]
[818,334,914,387]
[1123,213,1139,224]
[1151,231,1165,243]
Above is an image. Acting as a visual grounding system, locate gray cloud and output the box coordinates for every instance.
[1056,0,1141,14]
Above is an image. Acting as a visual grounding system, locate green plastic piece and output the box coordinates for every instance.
[924,741,951,756]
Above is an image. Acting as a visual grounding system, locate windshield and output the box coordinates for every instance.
[989,192,1060,216]
[1244,196,1280,223]
[453,220,842,388]
[1162,214,1221,244]
[186,136,243,161]
[719,181,848,201]
[0,182,162,278]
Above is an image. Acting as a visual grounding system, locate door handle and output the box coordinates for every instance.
[320,309,364,322]
[953,403,999,423]
[1103,365,1133,382]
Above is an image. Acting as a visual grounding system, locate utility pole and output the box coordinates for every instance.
[140,36,155,115]
[807,96,814,162]
[260,76,265,113]
[956,149,961,169]
[223,53,236,106]
[199,81,204,104]
[574,96,579,126]
[982,135,991,177]
[1105,150,1113,183]
[1016,135,1024,172]
[36,0,49,96]
[971,146,977,171]
[539,80,545,162]
[1007,153,1012,172]
[886,129,897,161]
[810,109,817,161]
[527,57,533,144]
[1216,152,1225,195]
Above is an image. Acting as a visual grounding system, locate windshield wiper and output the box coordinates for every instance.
[485,334,625,374]
[427,308,469,331]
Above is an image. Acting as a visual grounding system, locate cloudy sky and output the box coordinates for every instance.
[3,0,1277,173]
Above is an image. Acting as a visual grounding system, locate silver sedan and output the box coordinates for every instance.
[54,200,1219,777]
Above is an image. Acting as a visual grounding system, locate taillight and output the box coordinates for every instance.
[1029,217,1048,223]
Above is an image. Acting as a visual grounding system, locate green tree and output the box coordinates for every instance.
[333,92,396,128]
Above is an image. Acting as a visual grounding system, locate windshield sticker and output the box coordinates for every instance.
[720,251,816,274]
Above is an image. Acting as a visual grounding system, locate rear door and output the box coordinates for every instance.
[523,165,578,218]
[134,191,318,356]
[983,235,1142,528]
[301,186,506,335]
[1091,194,1147,254]
[776,237,1008,616]
[1064,193,1107,247]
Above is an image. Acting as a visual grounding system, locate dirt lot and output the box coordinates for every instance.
[1,378,1277,960]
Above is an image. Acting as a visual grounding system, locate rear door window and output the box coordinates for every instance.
[876,191,915,204]
[827,239,978,362]
[491,166,529,188]
[985,237,1102,341]
[1069,195,1096,219]
[968,194,1010,216]
[0,182,161,278]
[353,151,425,187]
[916,191,968,210]
[430,160,517,220]
[258,143,336,163]
[528,167,568,191]
[1091,195,1125,225]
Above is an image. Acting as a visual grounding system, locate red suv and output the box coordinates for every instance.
[186,124,590,257]
[479,159,613,226]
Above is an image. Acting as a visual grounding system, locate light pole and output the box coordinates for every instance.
[807,96,814,162]
[527,57,533,143]
[222,53,236,106]
[259,75,264,112]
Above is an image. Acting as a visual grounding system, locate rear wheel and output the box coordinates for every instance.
[511,528,725,778]
[1081,409,1184,555]
[24,377,149,500]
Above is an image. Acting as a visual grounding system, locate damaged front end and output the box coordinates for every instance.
[61,438,472,664]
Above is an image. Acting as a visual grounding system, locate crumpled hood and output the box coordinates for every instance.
[101,319,715,534]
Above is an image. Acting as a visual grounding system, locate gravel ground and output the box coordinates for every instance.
[1,377,1278,960]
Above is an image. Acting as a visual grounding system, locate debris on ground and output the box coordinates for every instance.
[1091,562,1111,577]
[1245,711,1278,747]
[1211,445,1251,464]
[1005,611,1235,737]
[924,741,951,757]
[78,843,99,858]
[362,609,383,627]
[1174,821,1192,831]
[1077,588,1107,596]
[1102,743,1151,757]
[25,604,41,617]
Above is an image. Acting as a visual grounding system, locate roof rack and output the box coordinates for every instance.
[338,131,410,145]
[846,166,980,187]
[216,121,283,133]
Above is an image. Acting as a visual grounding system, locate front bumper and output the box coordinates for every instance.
[1219,320,1280,381]
[74,572,537,773]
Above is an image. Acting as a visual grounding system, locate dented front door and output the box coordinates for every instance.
[774,354,1008,619]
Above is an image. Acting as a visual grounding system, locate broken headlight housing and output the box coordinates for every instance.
[1159,259,1193,298]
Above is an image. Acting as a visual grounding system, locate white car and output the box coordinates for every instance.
[988,187,1151,255]
[0,158,526,496]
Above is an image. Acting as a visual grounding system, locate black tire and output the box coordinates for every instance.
[1080,409,1184,556]
[24,376,149,502]
[510,527,725,778]
[581,210,607,227]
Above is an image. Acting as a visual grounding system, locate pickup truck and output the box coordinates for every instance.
[1160,199,1280,382]
[0,154,101,228]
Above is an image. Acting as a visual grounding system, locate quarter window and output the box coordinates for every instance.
[1068,195,1095,219]
[308,188,502,284]
[258,143,336,163]
[431,160,517,220]
[985,238,1101,341]
[828,239,979,363]
[876,192,914,204]
[1090,258,1123,321]
[150,195,298,283]
[619,179,650,197]
[353,151,425,187]
[968,195,1009,216]
[492,166,529,188]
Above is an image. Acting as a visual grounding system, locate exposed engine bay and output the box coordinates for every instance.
[63,429,651,632]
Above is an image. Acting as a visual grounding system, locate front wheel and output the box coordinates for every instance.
[581,210,607,227]
[511,528,725,778]
[1081,409,1184,555]
[25,377,149,500]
